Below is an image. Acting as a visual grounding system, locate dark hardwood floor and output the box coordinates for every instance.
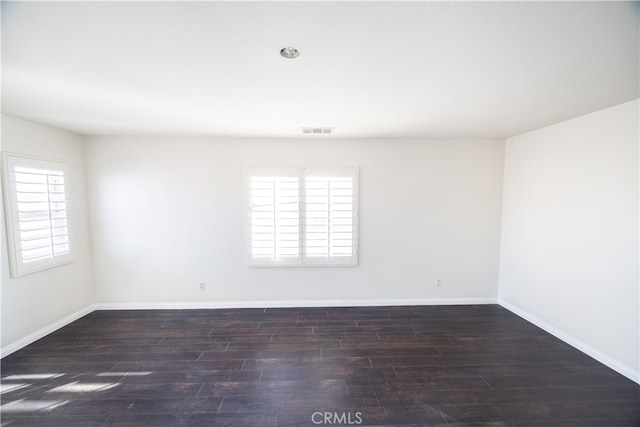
[1,305,638,426]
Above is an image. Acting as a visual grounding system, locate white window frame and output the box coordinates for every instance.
[247,166,359,267]
[2,153,74,277]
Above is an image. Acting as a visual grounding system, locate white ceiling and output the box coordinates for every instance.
[2,1,638,139]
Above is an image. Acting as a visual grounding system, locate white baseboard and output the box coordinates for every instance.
[92,297,498,311]
[499,299,640,385]
[1,305,95,358]
[4,298,636,385]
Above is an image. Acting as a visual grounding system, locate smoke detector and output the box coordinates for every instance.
[301,127,333,134]
[280,47,300,59]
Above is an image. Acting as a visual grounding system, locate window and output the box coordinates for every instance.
[2,154,73,277]
[248,167,358,266]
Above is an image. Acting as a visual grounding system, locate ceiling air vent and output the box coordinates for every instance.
[302,127,334,134]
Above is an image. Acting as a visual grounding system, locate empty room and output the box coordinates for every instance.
[1,1,639,426]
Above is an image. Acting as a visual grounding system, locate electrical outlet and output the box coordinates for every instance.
[199,282,206,291]
[435,278,442,287]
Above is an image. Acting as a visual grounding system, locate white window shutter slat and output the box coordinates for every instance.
[248,168,301,266]
[3,154,74,277]
[303,168,358,266]
[248,166,358,267]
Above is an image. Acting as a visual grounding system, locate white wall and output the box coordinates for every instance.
[85,137,504,306]
[499,100,639,381]
[4,103,638,384]
[1,115,95,353]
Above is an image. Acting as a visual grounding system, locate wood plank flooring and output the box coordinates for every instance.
[1,305,639,426]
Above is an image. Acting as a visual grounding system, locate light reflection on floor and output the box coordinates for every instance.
[1,371,153,414]
[1,398,69,413]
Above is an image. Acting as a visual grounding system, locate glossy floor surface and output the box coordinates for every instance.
[1,305,639,426]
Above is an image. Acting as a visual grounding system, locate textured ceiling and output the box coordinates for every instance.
[2,1,638,138]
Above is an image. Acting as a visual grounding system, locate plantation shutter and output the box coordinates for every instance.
[3,154,73,277]
[248,168,301,266]
[303,168,358,266]
[247,167,358,267]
